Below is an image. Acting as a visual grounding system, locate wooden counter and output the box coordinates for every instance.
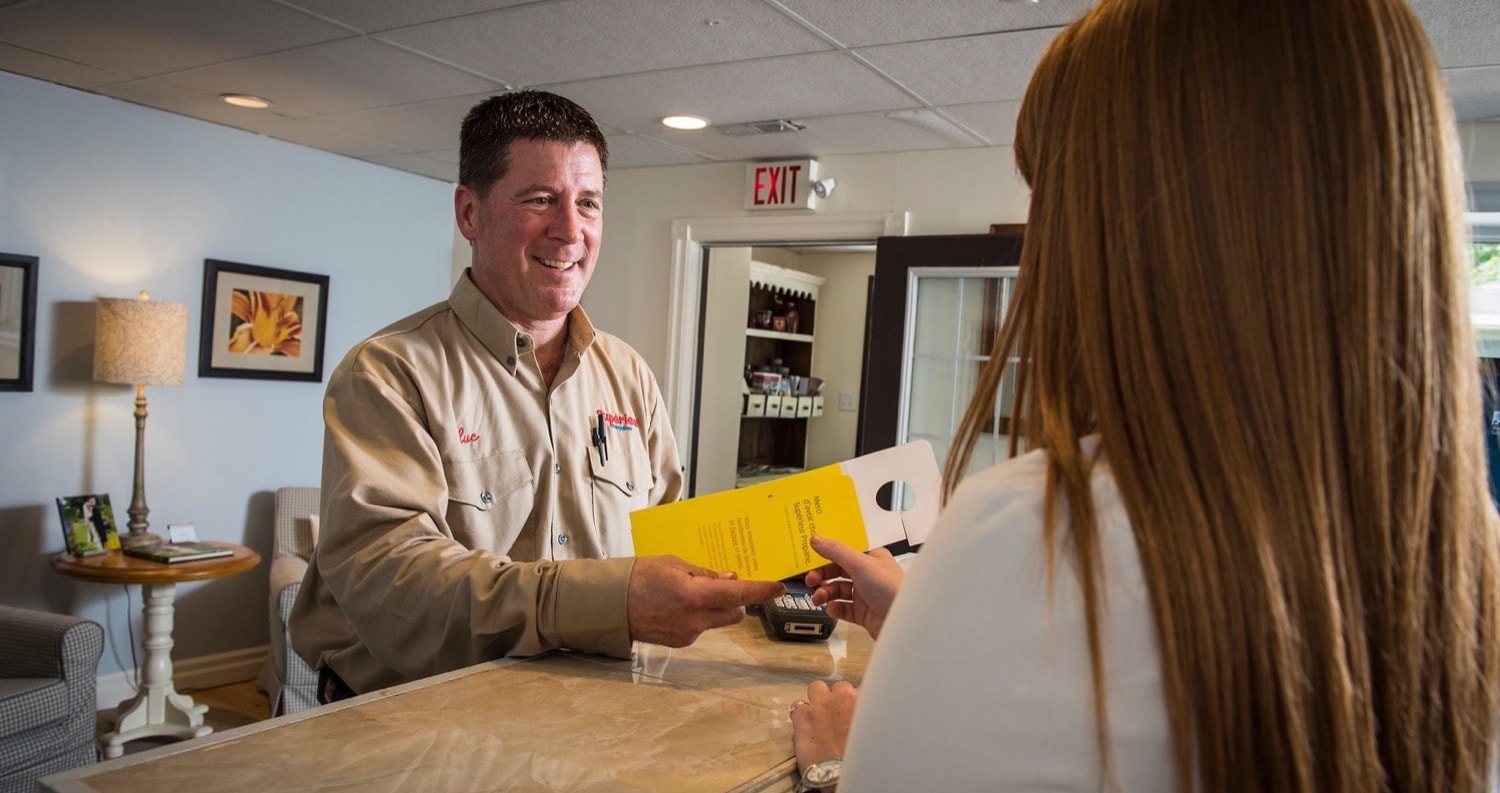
[41,614,874,792]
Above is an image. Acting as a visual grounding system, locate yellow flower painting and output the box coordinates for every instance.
[228,289,302,356]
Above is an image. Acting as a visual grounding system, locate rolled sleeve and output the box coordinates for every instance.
[543,556,636,658]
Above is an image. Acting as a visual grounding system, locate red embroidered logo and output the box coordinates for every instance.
[598,410,638,431]
[458,426,480,445]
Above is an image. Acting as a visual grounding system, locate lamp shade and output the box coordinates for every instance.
[94,293,188,386]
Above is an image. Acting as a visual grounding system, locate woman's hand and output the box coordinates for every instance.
[790,680,858,776]
[804,534,904,640]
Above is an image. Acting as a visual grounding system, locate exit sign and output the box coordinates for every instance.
[745,159,818,210]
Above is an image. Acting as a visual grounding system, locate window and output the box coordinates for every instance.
[1471,212,1500,355]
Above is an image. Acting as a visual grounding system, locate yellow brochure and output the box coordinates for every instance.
[630,440,942,581]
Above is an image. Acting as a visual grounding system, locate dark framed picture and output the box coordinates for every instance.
[0,252,39,392]
[198,258,329,382]
[55,493,121,557]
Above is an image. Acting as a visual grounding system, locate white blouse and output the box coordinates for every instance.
[840,440,1176,792]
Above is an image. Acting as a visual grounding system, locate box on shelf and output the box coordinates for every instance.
[811,396,825,417]
[749,371,782,393]
[765,394,783,415]
[746,394,767,417]
[779,397,798,418]
[795,396,813,418]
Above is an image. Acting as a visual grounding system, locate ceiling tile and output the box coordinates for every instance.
[644,108,985,162]
[1447,66,1500,122]
[0,0,1493,180]
[939,100,1024,146]
[0,0,353,78]
[0,42,129,89]
[95,77,306,130]
[379,0,832,87]
[606,133,715,170]
[774,0,1094,47]
[360,151,459,183]
[1409,0,1500,70]
[153,37,502,117]
[249,117,411,158]
[279,0,533,33]
[542,52,918,134]
[858,28,1056,106]
[302,92,498,152]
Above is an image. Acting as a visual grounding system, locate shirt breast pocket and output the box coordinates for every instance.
[588,438,652,525]
[443,448,534,551]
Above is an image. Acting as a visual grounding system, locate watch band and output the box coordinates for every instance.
[796,757,843,791]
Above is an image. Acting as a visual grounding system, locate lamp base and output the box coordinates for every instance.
[121,530,164,551]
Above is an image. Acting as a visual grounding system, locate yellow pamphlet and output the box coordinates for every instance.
[630,440,942,582]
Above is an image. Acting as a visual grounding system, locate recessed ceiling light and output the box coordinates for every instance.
[662,115,709,130]
[220,93,272,109]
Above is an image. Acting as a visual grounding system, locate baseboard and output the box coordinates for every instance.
[96,644,269,711]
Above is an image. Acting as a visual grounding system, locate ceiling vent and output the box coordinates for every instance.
[720,119,806,136]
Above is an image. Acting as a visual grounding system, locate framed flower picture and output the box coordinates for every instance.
[198,258,329,382]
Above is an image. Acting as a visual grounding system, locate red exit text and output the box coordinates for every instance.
[751,163,804,206]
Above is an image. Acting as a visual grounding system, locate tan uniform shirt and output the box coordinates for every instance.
[290,273,684,694]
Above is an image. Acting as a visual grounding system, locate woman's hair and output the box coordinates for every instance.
[948,1,1500,791]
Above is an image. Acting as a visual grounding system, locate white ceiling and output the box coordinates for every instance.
[0,0,1495,184]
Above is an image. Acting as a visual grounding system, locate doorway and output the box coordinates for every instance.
[690,244,875,496]
[664,212,907,497]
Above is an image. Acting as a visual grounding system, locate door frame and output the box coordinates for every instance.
[858,232,1024,456]
[665,211,909,469]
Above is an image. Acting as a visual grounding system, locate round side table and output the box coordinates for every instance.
[51,544,261,759]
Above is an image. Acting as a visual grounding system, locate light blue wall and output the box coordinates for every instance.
[0,72,455,676]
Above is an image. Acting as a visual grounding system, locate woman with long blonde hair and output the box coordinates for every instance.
[789,0,1500,791]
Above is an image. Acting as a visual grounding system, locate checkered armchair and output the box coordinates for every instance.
[257,486,320,716]
[0,605,104,793]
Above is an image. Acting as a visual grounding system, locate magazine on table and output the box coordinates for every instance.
[124,541,234,564]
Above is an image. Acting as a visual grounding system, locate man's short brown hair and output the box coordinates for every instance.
[458,90,609,195]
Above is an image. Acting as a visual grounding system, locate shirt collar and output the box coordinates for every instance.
[450,270,597,374]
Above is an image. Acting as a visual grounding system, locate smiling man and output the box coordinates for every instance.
[290,91,785,703]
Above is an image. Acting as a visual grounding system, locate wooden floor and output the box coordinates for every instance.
[95,679,273,757]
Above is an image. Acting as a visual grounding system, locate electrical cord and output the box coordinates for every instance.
[122,583,140,693]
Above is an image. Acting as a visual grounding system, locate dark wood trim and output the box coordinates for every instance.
[856,233,1024,457]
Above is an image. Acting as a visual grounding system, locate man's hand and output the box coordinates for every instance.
[626,556,786,647]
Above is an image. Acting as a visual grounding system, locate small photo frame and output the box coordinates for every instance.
[56,494,121,556]
[198,258,329,382]
[0,252,39,392]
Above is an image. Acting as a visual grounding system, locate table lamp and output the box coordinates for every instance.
[94,291,188,550]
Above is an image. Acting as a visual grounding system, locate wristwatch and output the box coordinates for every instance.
[796,758,843,792]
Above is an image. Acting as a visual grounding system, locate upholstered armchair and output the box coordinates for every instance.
[0,605,104,793]
[258,486,320,716]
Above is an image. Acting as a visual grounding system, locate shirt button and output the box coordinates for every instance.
[626,482,635,492]
[517,337,528,348]
[505,355,516,366]
[557,534,568,545]
[480,491,493,505]
[554,463,561,474]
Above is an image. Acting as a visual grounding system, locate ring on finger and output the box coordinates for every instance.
[789,699,809,716]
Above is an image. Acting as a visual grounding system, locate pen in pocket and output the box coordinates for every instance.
[595,413,609,464]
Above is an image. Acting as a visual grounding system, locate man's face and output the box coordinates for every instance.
[457,138,604,329]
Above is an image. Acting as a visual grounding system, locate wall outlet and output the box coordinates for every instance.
[838,392,858,412]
